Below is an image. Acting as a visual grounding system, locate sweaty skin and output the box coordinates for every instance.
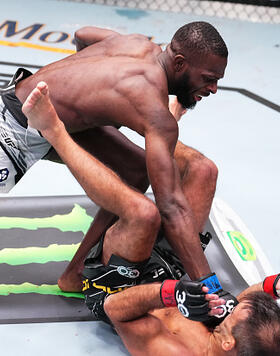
[20,27,227,291]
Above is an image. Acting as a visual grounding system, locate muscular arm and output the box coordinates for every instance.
[104,284,184,356]
[74,26,119,51]
[105,283,163,322]
[144,112,211,279]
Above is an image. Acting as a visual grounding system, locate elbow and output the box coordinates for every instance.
[74,27,92,47]
[74,31,84,50]
[74,28,84,42]
[74,26,90,39]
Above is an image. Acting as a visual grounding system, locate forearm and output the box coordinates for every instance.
[104,283,163,322]
[238,274,280,301]
[145,128,211,279]
[163,205,211,279]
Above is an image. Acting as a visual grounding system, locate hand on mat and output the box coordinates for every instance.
[168,96,187,122]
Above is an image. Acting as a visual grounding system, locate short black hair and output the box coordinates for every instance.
[171,21,228,62]
[232,291,280,356]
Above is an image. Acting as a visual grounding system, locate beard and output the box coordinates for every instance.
[175,73,197,110]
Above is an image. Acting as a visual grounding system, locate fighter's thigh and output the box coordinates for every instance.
[71,126,148,186]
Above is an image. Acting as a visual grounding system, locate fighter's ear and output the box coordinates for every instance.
[174,54,187,72]
[221,335,235,352]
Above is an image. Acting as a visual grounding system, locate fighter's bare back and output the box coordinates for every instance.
[15,34,167,134]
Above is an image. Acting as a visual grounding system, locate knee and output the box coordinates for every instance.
[198,156,218,184]
[185,154,218,187]
[130,196,161,233]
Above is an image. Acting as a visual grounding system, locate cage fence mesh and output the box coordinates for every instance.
[59,0,280,24]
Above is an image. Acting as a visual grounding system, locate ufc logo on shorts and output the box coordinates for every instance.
[0,168,9,182]
[152,268,165,279]
[4,137,17,149]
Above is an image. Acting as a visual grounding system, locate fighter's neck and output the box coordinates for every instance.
[157,47,175,94]
[207,332,232,356]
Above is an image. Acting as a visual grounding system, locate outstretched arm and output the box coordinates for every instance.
[237,273,280,301]
[74,26,119,51]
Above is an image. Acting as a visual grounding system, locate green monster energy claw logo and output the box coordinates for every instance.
[0,283,84,299]
[0,204,94,298]
[0,243,81,265]
[227,231,256,261]
[0,204,93,234]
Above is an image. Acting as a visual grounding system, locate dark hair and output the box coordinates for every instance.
[232,291,280,356]
[171,21,228,62]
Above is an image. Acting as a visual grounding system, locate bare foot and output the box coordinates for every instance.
[58,272,83,293]
[57,275,82,292]
[22,81,62,137]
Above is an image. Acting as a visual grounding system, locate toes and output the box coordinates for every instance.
[37,81,48,95]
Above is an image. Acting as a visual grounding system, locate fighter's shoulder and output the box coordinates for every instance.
[129,34,162,57]
[116,57,166,91]
[117,66,168,111]
[107,33,161,57]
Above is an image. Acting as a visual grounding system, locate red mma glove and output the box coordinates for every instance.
[263,274,280,299]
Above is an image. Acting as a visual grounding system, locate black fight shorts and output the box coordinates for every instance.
[82,235,185,323]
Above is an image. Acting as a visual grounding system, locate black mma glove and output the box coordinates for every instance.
[198,273,238,323]
[160,273,216,322]
[160,273,238,322]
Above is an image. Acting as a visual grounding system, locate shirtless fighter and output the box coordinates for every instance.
[4,21,228,292]
[104,274,280,355]
[22,83,280,356]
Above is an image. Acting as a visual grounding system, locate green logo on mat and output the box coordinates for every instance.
[0,204,94,297]
[0,204,93,234]
[0,283,83,299]
[227,231,256,261]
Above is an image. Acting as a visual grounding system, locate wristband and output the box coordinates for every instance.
[160,280,178,307]
[198,273,222,294]
[263,274,280,299]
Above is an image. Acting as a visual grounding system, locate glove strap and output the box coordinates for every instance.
[263,274,280,299]
[198,273,222,294]
[160,280,178,307]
